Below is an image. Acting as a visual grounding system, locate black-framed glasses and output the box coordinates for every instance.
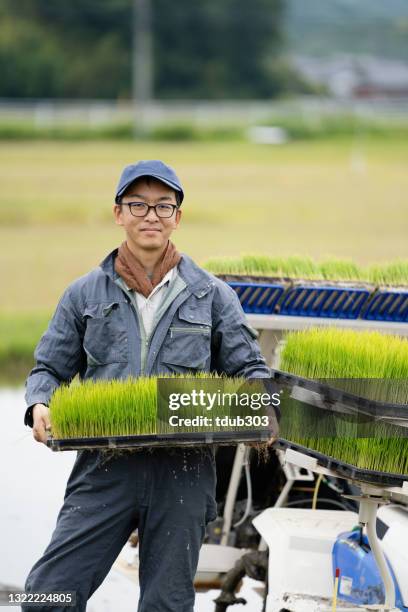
[121,201,178,218]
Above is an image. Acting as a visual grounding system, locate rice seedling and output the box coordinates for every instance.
[242,254,323,279]
[368,260,408,286]
[281,328,408,383]
[240,254,286,277]
[199,257,248,276]
[319,258,365,281]
[204,254,408,286]
[203,253,316,279]
[203,254,368,282]
[50,377,157,439]
[49,374,272,441]
[278,255,323,279]
[279,327,408,475]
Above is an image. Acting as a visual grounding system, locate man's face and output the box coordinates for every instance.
[113,177,182,252]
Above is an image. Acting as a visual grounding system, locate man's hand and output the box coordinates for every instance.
[32,404,52,444]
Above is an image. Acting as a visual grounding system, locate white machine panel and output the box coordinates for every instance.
[253,508,358,598]
[377,505,408,606]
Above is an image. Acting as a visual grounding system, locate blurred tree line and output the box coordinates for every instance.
[0,0,310,99]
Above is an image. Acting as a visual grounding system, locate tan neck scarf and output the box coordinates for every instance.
[114,240,181,297]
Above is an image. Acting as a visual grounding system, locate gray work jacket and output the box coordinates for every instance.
[24,248,271,426]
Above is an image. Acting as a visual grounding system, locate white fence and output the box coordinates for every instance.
[0,96,407,127]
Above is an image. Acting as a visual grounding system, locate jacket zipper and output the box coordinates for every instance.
[143,334,153,374]
[170,326,211,338]
[115,279,151,375]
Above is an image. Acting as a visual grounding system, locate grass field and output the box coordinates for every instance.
[1,137,407,317]
[0,312,50,384]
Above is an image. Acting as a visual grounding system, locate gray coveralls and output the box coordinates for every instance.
[23,249,271,611]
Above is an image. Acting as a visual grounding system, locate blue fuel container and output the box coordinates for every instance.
[332,529,406,609]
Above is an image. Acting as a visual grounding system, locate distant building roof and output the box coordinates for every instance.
[293,54,408,98]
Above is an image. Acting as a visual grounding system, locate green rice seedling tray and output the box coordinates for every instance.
[47,376,279,451]
[278,329,408,481]
[272,368,408,485]
[47,429,272,452]
[276,439,408,487]
[204,254,369,282]
[271,370,408,422]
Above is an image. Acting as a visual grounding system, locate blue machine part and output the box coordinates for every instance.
[227,279,408,322]
[332,529,406,609]
[279,286,370,319]
[362,290,408,322]
[228,282,284,314]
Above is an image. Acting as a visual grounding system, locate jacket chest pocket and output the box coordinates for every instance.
[83,301,128,366]
[161,299,212,372]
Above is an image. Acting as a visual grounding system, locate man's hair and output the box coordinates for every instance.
[117,176,181,207]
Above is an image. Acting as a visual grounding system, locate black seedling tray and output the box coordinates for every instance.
[276,438,408,487]
[47,429,272,452]
[271,370,408,423]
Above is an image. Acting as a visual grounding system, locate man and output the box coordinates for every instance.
[23,160,271,612]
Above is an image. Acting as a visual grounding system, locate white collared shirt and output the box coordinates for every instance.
[131,267,175,337]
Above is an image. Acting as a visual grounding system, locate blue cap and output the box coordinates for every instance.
[115,160,184,205]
